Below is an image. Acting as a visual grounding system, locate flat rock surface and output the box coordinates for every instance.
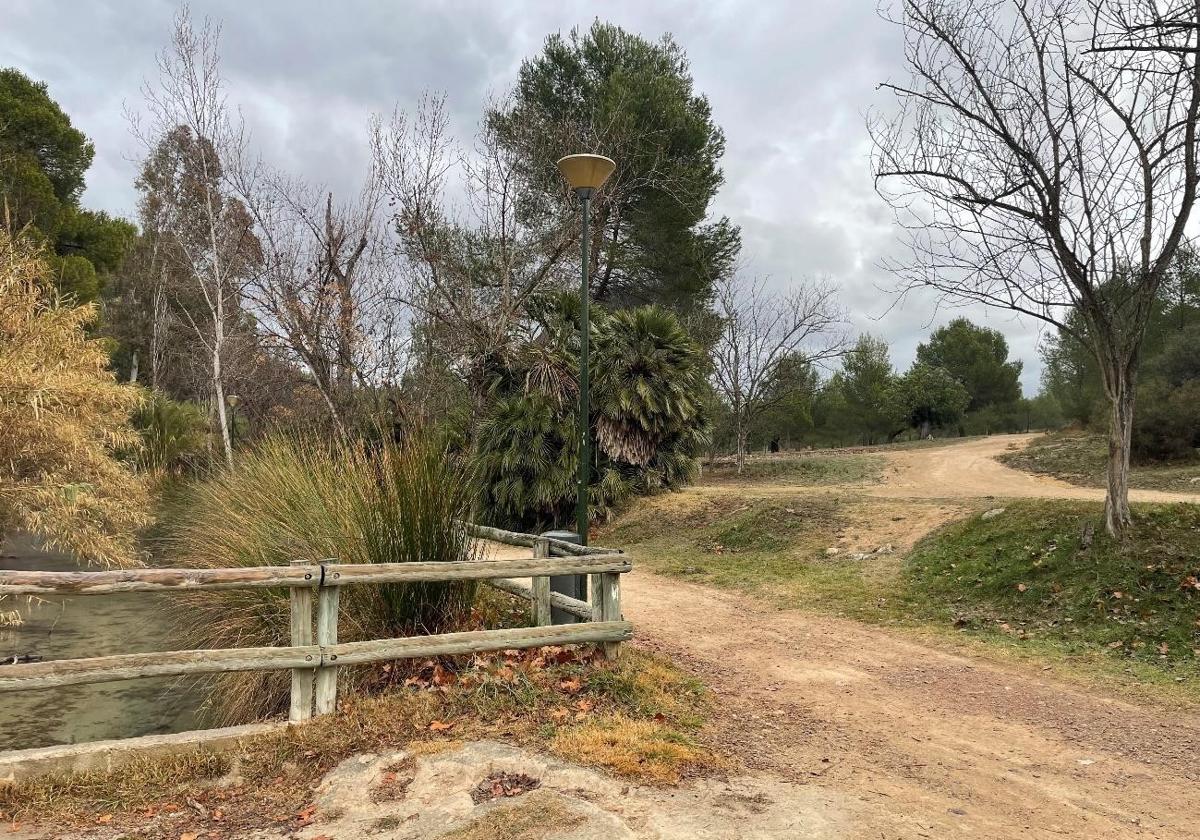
[235,740,853,839]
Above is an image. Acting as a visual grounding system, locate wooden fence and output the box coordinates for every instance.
[0,525,631,724]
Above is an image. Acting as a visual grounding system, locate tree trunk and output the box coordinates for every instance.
[1103,370,1135,536]
[212,308,234,468]
[735,410,747,474]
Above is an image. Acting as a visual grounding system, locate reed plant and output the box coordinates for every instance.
[162,434,481,723]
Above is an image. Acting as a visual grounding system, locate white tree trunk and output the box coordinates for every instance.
[212,300,234,467]
[1103,371,1135,536]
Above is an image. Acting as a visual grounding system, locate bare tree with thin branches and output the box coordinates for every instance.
[871,0,1200,535]
[132,7,258,465]
[371,95,579,410]
[710,274,846,472]
[230,155,399,438]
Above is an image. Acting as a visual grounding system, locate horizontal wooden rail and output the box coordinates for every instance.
[463,522,621,557]
[0,645,321,692]
[488,578,592,621]
[326,621,631,666]
[0,622,631,693]
[0,556,630,597]
[324,555,630,586]
[0,565,322,596]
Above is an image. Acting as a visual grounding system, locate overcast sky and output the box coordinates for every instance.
[4,0,1048,392]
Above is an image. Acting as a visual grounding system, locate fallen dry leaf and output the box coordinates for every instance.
[559,676,583,694]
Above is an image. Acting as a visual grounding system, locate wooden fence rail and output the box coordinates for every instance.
[0,528,630,727]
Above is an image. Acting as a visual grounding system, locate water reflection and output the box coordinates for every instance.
[0,535,202,751]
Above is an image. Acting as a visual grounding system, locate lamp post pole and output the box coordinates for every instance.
[551,153,614,619]
[576,187,592,545]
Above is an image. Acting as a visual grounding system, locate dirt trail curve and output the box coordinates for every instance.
[874,432,1199,503]
[618,435,1200,838]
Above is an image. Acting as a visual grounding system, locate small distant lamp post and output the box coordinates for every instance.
[555,153,616,546]
[226,394,241,449]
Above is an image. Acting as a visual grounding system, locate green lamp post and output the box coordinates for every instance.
[555,153,616,546]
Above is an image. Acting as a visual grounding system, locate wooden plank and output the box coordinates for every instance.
[599,572,622,660]
[0,645,320,692]
[532,537,551,626]
[314,584,340,716]
[590,573,604,622]
[486,579,592,621]
[0,565,321,596]
[326,621,633,667]
[463,522,620,557]
[324,555,630,586]
[289,560,314,723]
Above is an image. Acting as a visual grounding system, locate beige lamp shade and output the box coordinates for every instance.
[556,154,616,191]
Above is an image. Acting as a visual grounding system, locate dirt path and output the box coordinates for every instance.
[874,432,1200,503]
[613,435,1200,838]
[624,574,1200,839]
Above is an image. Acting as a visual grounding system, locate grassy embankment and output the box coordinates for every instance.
[999,430,1200,492]
[601,457,1200,692]
[0,644,714,837]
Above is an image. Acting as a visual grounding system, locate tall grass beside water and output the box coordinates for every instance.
[161,435,481,724]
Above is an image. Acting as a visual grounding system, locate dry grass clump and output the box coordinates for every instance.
[0,229,148,567]
[162,434,481,724]
[441,791,586,840]
[551,716,714,783]
[0,646,716,836]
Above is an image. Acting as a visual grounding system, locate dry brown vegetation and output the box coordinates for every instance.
[0,645,716,837]
[0,230,149,568]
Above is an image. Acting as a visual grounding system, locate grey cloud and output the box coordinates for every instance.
[2,0,1046,391]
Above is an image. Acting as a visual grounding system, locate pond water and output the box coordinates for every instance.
[0,535,204,751]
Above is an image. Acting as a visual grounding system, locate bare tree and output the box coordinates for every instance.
[371,95,578,410]
[871,0,1200,535]
[710,275,846,472]
[230,155,400,437]
[132,8,257,466]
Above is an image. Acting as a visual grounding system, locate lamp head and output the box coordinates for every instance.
[556,153,616,194]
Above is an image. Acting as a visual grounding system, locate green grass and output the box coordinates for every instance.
[602,493,1200,690]
[599,493,915,620]
[1000,431,1200,492]
[906,500,1200,676]
[703,453,883,486]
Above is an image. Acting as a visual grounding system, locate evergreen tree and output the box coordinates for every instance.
[488,22,740,311]
[0,68,134,301]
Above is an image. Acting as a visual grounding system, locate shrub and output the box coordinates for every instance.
[163,435,481,723]
[0,230,148,567]
[473,298,709,532]
[1132,378,1200,463]
[131,391,210,473]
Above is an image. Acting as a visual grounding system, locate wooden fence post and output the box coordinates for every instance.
[531,538,551,626]
[314,567,340,716]
[598,572,622,660]
[289,559,316,723]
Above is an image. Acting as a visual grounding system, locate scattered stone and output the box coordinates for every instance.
[981,507,1007,520]
[471,771,541,803]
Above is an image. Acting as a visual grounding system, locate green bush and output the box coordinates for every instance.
[473,297,709,532]
[1132,378,1200,463]
[163,435,480,724]
[132,391,210,473]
